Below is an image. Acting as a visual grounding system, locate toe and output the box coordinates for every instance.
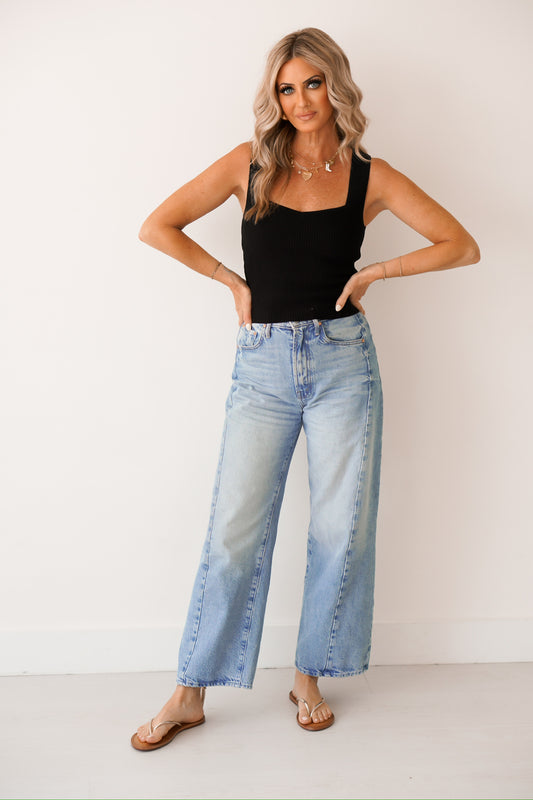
[136,721,160,744]
[312,704,332,724]
[136,724,148,742]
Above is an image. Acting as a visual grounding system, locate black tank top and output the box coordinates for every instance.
[241,150,371,323]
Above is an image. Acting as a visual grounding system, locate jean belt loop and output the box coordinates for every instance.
[313,319,320,336]
[264,323,271,339]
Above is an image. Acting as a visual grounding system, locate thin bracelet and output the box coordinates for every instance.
[382,262,387,280]
[399,255,404,277]
[211,260,223,279]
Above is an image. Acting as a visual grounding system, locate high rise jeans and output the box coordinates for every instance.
[177,312,383,688]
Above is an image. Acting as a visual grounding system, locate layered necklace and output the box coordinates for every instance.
[289,146,341,181]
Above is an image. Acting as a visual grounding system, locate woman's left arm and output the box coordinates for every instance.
[335,158,481,313]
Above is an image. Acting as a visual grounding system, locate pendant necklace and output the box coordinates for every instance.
[289,146,341,181]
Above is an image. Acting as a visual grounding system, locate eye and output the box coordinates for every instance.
[279,86,294,95]
[306,78,323,89]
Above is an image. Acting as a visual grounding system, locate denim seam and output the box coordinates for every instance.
[324,341,373,673]
[238,430,301,679]
[292,328,316,406]
[290,329,303,408]
[178,418,230,680]
[320,332,365,346]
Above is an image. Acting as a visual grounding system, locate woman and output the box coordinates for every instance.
[131,27,480,750]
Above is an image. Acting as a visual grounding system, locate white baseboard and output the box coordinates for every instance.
[2,619,532,676]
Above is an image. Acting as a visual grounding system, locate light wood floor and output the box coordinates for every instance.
[1,663,532,799]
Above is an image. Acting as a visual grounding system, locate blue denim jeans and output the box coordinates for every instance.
[177,313,383,688]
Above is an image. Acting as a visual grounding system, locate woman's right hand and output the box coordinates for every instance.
[215,266,252,328]
[231,275,253,329]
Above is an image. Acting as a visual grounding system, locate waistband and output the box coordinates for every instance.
[255,313,361,338]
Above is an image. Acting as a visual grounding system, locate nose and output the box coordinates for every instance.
[294,87,311,109]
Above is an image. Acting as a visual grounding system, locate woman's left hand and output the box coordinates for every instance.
[335,263,381,315]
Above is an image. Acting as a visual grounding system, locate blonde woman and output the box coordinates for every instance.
[132,27,480,750]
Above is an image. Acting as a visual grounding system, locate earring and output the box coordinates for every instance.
[281,113,287,120]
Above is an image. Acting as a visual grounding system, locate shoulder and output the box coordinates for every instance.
[217,141,252,196]
[200,141,251,180]
[218,141,252,171]
[368,157,395,181]
[367,157,417,202]
[192,142,251,206]
[368,157,424,191]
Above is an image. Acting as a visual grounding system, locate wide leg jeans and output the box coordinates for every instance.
[177,313,383,688]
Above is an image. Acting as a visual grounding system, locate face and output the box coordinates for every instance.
[276,57,334,134]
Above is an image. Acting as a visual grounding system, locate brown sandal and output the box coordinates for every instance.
[131,687,206,751]
[289,690,335,731]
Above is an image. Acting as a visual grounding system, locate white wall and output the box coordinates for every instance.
[1,0,532,674]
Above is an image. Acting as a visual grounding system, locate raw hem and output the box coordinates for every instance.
[177,676,253,689]
[294,662,369,678]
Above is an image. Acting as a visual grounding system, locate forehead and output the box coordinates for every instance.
[277,56,322,84]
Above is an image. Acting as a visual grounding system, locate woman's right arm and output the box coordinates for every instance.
[139,141,253,327]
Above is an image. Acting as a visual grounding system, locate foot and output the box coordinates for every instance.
[292,670,334,727]
[135,685,205,745]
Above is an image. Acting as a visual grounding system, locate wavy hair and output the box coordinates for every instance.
[246,27,369,221]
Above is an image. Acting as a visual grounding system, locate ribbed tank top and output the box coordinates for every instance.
[241,150,371,323]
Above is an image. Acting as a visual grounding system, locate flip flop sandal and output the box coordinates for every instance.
[289,690,335,731]
[131,688,206,751]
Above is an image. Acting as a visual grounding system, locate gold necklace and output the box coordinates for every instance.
[289,147,341,181]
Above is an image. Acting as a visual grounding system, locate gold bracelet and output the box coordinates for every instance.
[399,255,404,277]
[211,260,223,279]
[382,262,387,280]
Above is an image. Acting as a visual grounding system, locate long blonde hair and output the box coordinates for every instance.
[246,28,369,222]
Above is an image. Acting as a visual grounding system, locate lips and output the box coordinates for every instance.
[296,112,316,121]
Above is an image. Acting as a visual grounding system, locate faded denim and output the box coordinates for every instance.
[177,313,383,688]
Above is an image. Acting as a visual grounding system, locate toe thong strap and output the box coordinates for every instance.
[147,688,206,735]
[149,719,182,734]
[295,696,325,718]
[309,699,325,716]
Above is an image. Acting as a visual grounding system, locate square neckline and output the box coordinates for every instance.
[268,150,356,215]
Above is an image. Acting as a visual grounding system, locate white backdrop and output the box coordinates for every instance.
[1,0,532,674]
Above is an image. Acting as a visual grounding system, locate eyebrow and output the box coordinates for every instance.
[277,74,323,87]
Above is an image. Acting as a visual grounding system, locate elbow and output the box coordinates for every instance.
[457,233,480,266]
[138,220,153,244]
[138,219,183,245]
[466,238,481,265]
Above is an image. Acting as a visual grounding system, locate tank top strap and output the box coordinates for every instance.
[345,150,371,214]
[245,162,259,212]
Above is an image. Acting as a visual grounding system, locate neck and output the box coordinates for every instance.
[292,124,340,162]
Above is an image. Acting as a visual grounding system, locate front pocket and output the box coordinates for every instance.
[319,315,366,346]
[237,324,265,350]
